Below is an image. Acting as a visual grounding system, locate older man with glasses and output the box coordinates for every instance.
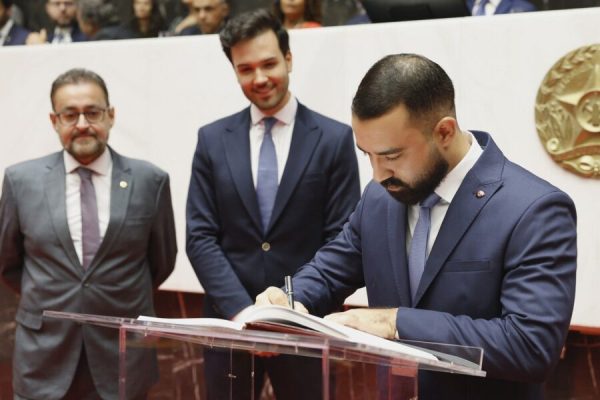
[0,68,177,399]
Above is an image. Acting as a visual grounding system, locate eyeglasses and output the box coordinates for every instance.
[55,107,109,126]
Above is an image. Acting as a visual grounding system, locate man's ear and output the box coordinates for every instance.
[49,112,58,129]
[433,117,458,147]
[285,50,293,73]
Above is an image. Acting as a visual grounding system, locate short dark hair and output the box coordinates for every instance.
[219,8,289,63]
[273,0,322,25]
[352,54,456,127]
[78,0,120,27]
[1,0,13,8]
[50,68,110,110]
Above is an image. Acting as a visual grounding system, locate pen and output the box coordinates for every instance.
[284,275,295,310]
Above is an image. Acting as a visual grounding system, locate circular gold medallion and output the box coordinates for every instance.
[535,44,600,178]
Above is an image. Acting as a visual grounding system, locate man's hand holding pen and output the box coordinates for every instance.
[255,285,309,314]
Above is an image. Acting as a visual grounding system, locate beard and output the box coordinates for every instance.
[380,146,449,205]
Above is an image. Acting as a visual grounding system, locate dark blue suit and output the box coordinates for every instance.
[2,23,29,46]
[293,131,577,400]
[467,0,537,14]
[186,102,360,399]
[46,24,88,43]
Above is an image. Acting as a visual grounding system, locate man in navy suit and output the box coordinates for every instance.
[0,0,30,45]
[258,54,577,400]
[468,0,536,15]
[186,8,360,400]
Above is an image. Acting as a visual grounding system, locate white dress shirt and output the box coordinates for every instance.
[249,96,297,187]
[472,0,501,15]
[407,131,483,257]
[0,19,14,46]
[64,149,112,264]
[52,26,73,43]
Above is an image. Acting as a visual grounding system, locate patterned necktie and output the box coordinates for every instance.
[408,192,441,302]
[78,167,101,269]
[475,0,490,15]
[256,117,278,233]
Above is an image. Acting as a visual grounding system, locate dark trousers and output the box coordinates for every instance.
[14,346,147,400]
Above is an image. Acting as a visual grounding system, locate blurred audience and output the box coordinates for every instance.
[27,0,88,44]
[120,0,166,38]
[0,0,30,46]
[77,0,123,40]
[167,0,196,35]
[345,0,370,24]
[273,0,322,29]
[468,0,537,15]
[180,0,229,35]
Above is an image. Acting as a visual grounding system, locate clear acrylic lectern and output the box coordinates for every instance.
[44,310,485,400]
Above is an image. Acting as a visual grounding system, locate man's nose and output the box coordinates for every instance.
[75,113,90,128]
[254,69,268,84]
[371,158,391,183]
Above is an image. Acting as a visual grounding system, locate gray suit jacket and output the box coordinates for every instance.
[0,148,177,399]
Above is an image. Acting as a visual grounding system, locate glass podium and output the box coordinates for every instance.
[44,310,485,400]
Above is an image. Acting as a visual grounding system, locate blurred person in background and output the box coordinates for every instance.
[120,0,166,38]
[27,0,88,44]
[180,0,228,35]
[167,0,196,35]
[0,0,30,46]
[77,0,124,40]
[273,0,322,29]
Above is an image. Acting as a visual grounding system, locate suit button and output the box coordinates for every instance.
[261,242,271,252]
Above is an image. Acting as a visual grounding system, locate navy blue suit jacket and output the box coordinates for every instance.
[293,131,577,400]
[186,102,360,319]
[467,0,537,14]
[3,23,30,45]
[46,24,88,42]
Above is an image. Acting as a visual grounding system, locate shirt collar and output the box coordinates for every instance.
[63,147,112,176]
[0,19,14,45]
[434,131,483,204]
[250,95,298,126]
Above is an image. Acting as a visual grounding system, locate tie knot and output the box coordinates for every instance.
[420,192,440,209]
[263,117,278,134]
[77,167,94,181]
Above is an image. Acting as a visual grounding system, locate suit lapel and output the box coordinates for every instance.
[90,149,133,270]
[44,153,82,270]
[222,109,263,232]
[495,0,512,14]
[387,198,413,307]
[267,104,321,233]
[413,132,505,305]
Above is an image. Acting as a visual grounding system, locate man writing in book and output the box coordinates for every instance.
[185,8,360,400]
[257,54,577,400]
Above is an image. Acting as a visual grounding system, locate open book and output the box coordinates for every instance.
[138,305,438,362]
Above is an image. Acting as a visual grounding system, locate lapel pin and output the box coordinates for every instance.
[475,190,485,198]
[119,181,128,189]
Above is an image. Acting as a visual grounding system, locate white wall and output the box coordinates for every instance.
[1,8,598,326]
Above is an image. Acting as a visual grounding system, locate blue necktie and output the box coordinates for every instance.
[256,117,278,233]
[408,192,440,302]
[474,0,490,15]
[78,168,101,269]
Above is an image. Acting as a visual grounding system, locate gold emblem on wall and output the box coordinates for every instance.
[535,44,600,178]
